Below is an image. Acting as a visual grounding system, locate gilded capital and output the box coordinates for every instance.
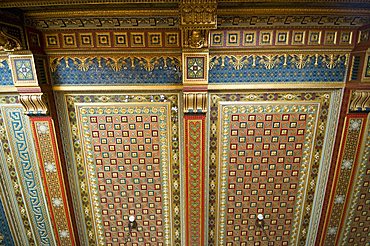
[19,93,49,115]
[183,92,208,113]
[349,90,370,112]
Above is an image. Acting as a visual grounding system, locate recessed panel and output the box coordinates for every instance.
[208,91,342,246]
[56,93,181,245]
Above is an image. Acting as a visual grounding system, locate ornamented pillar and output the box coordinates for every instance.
[8,51,77,246]
[180,1,216,245]
[30,117,77,246]
[183,92,207,246]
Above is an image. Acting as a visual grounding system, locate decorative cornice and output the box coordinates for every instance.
[180,1,217,29]
[25,16,179,29]
[209,53,349,70]
[49,55,181,72]
[0,0,179,8]
[349,90,370,112]
[183,92,207,113]
[217,14,370,27]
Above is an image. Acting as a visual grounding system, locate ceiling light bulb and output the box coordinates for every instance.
[129,216,135,222]
[257,214,264,220]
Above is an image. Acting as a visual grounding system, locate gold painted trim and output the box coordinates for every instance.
[209,49,352,54]
[0,86,17,93]
[25,9,178,19]
[46,50,182,56]
[52,85,183,91]
[217,8,370,16]
[208,82,345,90]
[349,90,370,112]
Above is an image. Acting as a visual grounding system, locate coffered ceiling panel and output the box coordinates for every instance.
[55,92,181,245]
[207,90,342,245]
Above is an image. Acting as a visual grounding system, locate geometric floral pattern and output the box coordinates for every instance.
[322,115,366,245]
[185,115,205,246]
[0,200,14,246]
[209,54,348,83]
[186,57,205,79]
[0,59,13,86]
[31,117,76,246]
[86,109,168,245]
[208,91,342,246]
[340,114,370,245]
[56,93,181,245]
[218,104,317,245]
[14,59,34,81]
[49,56,182,85]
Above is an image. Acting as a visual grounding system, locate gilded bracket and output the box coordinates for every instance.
[349,90,370,112]
[9,52,49,115]
[0,26,22,52]
[19,93,49,115]
[180,0,217,48]
[183,92,208,113]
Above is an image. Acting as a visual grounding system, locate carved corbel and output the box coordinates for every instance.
[180,0,217,48]
[19,93,48,115]
[0,27,22,52]
[349,90,370,112]
[184,92,208,113]
[9,53,49,115]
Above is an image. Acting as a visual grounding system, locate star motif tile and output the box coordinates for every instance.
[14,59,34,80]
[186,57,205,79]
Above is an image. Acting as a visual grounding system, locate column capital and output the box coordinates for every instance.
[8,51,49,115]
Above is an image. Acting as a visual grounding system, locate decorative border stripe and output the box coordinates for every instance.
[321,115,366,245]
[185,115,205,246]
[30,117,76,246]
[3,107,55,245]
[339,114,370,244]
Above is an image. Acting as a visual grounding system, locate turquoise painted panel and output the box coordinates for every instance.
[0,60,13,86]
[0,200,14,246]
[209,54,348,83]
[50,56,182,85]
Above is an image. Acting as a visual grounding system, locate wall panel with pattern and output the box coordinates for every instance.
[207,90,342,245]
[55,92,182,245]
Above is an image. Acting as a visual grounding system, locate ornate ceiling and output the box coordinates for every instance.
[0,1,369,246]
